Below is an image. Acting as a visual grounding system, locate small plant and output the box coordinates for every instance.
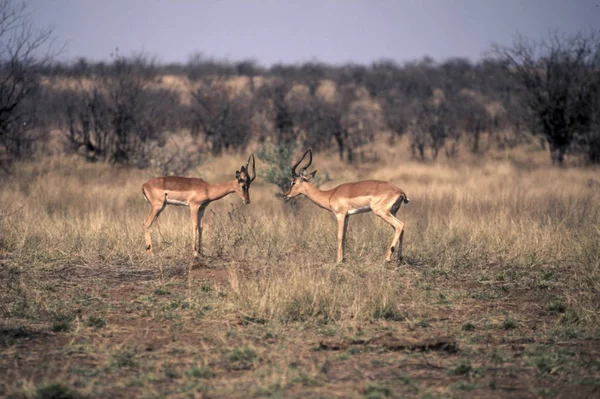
[436,293,450,305]
[364,384,392,398]
[455,381,478,391]
[111,347,138,369]
[257,141,331,197]
[449,360,472,376]
[461,321,476,332]
[228,346,257,370]
[548,298,566,314]
[488,349,504,363]
[85,316,106,329]
[188,366,215,379]
[163,365,181,379]
[229,346,257,363]
[501,317,518,330]
[153,286,169,296]
[51,313,75,332]
[559,310,580,325]
[372,305,406,321]
[200,283,213,293]
[256,141,298,196]
[415,319,430,328]
[35,382,81,399]
[52,321,71,333]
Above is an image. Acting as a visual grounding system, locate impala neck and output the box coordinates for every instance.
[300,182,333,211]
[207,180,237,201]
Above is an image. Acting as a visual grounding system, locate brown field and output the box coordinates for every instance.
[1,142,600,398]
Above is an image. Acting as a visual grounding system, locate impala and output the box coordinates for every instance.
[284,150,409,263]
[142,154,256,257]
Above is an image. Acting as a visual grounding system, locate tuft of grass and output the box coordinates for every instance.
[85,316,106,329]
[372,305,407,322]
[35,382,81,399]
[548,298,566,314]
[111,347,138,369]
[461,321,476,332]
[51,321,71,333]
[501,317,518,331]
[228,346,257,370]
[455,381,478,391]
[229,346,257,363]
[449,360,472,376]
[51,313,75,333]
[153,286,169,296]
[163,365,181,379]
[365,384,392,399]
[559,310,580,325]
[188,366,215,379]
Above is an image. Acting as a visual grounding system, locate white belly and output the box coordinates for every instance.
[166,199,188,206]
[348,205,371,215]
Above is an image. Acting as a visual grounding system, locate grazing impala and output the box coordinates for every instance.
[284,150,409,264]
[142,154,256,257]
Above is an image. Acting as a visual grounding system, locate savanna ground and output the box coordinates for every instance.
[1,140,600,398]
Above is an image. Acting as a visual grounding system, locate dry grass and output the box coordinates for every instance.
[1,145,600,398]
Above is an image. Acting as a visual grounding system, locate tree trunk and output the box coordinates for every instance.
[549,142,566,166]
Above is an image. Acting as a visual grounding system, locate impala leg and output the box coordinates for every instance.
[392,203,405,263]
[190,204,200,257]
[336,214,349,263]
[144,203,165,254]
[197,206,206,256]
[374,210,404,262]
[397,229,404,263]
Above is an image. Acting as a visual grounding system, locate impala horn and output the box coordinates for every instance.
[291,149,312,177]
[246,154,256,182]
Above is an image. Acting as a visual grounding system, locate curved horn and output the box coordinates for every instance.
[246,154,256,182]
[291,149,312,177]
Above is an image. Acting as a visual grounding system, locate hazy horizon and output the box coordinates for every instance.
[28,0,600,67]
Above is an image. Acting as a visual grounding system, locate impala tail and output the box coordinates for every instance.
[402,191,410,204]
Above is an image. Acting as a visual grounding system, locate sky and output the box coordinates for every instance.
[28,0,600,67]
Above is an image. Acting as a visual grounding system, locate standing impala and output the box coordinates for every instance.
[142,154,256,257]
[284,150,409,263]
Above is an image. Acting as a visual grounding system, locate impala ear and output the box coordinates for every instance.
[303,170,317,181]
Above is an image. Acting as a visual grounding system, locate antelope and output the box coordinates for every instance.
[142,154,256,257]
[284,150,409,264]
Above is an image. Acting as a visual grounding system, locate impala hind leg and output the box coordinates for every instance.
[374,210,405,263]
[391,202,405,263]
[144,202,166,254]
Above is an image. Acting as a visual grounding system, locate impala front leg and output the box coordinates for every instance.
[335,214,349,263]
[190,204,200,257]
[196,206,206,257]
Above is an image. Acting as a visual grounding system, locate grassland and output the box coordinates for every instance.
[1,142,599,398]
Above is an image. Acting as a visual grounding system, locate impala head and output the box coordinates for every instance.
[235,154,256,204]
[284,149,317,200]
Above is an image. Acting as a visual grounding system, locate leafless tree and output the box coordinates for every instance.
[189,77,252,155]
[493,31,600,165]
[0,0,58,169]
[61,52,178,167]
[413,99,459,160]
